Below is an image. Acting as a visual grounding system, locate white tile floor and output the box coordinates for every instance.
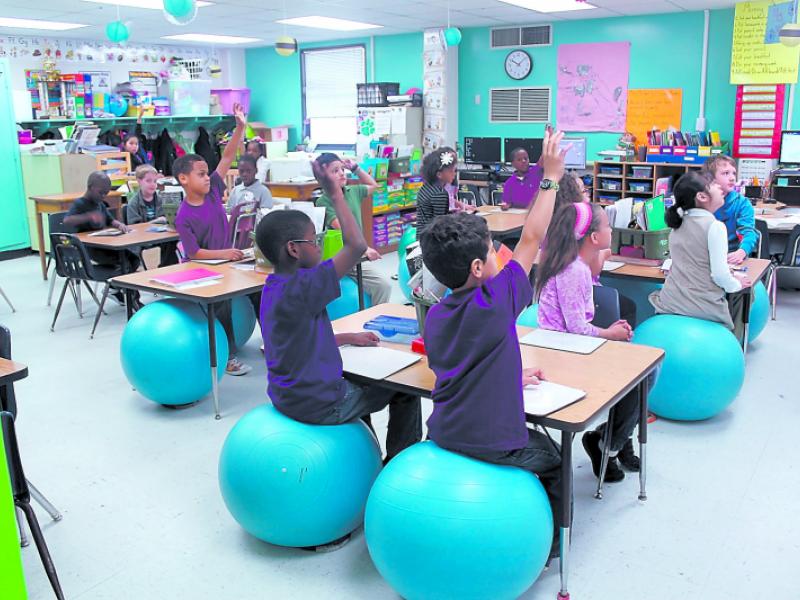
[2,253,799,600]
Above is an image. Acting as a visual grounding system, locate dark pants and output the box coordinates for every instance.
[216,292,262,355]
[727,288,750,346]
[595,388,640,453]
[158,241,180,267]
[316,380,422,459]
[619,293,637,327]
[89,248,140,274]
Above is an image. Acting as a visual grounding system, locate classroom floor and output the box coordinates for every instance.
[2,252,799,600]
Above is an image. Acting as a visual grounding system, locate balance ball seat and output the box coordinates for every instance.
[748,281,769,343]
[517,303,539,328]
[219,404,382,547]
[231,295,257,348]
[326,276,371,321]
[365,441,553,600]
[633,314,745,420]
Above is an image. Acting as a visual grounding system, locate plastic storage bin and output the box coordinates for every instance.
[631,166,653,177]
[599,166,623,175]
[363,315,420,344]
[600,179,622,190]
[357,82,400,107]
[629,182,652,193]
[211,88,251,115]
[611,227,670,260]
[168,80,212,116]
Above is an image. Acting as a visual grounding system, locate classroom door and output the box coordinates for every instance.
[0,59,30,252]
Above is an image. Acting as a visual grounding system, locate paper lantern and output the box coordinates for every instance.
[780,23,800,47]
[443,27,462,46]
[163,0,197,25]
[275,35,298,57]
[106,21,130,44]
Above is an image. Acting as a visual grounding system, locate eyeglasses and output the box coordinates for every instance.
[288,239,319,247]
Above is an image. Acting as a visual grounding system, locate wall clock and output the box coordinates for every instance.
[505,49,532,80]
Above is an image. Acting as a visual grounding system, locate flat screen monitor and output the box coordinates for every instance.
[561,137,587,170]
[504,138,544,163]
[779,130,800,165]
[464,137,501,165]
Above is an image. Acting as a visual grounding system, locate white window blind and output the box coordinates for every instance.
[303,46,365,145]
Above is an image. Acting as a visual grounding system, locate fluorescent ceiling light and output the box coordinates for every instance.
[497,0,596,12]
[276,16,382,31]
[162,34,260,44]
[82,0,212,9]
[0,17,88,31]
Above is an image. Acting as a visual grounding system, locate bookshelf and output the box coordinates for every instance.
[592,161,704,204]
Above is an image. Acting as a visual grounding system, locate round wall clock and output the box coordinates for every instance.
[504,49,532,80]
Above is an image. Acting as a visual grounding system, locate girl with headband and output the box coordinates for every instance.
[535,201,641,483]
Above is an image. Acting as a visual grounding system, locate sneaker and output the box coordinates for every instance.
[618,439,640,472]
[225,358,252,376]
[300,533,351,553]
[581,431,624,483]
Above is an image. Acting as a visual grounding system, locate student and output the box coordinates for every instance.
[121,106,150,171]
[649,171,751,339]
[501,147,543,209]
[415,146,476,239]
[704,155,757,265]
[64,171,141,309]
[420,131,566,556]
[535,202,640,482]
[257,161,421,477]
[228,155,273,210]
[556,172,589,209]
[245,140,269,183]
[314,153,392,305]
[174,102,256,376]
[127,164,179,267]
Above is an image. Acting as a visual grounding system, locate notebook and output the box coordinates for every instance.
[602,260,625,272]
[643,194,667,231]
[519,329,606,354]
[523,381,586,416]
[151,268,223,288]
[340,345,422,380]
[88,228,123,237]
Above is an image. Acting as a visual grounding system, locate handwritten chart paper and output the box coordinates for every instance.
[557,42,631,132]
[731,0,800,84]
[625,89,683,147]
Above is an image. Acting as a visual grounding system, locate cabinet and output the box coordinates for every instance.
[592,161,703,204]
[356,107,423,159]
[0,60,29,252]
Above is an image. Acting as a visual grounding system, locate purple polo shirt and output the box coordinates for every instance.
[503,166,543,209]
[260,259,346,423]
[175,171,229,257]
[423,260,532,453]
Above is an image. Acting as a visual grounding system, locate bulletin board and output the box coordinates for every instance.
[625,88,683,147]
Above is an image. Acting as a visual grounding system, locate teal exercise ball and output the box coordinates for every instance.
[327,276,371,321]
[120,299,228,406]
[749,282,769,343]
[398,225,417,260]
[633,314,744,421]
[219,404,382,547]
[397,255,413,303]
[365,442,553,600]
[231,296,257,349]
[517,303,539,328]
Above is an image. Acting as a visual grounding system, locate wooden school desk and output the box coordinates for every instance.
[77,222,180,275]
[476,205,527,236]
[331,303,664,600]
[31,191,126,280]
[0,357,28,387]
[109,261,270,419]
[265,181,320,201]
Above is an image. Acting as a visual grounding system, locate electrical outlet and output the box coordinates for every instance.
[475,94,481,105]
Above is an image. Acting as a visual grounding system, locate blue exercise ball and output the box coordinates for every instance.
[365,442,553,600]
[633,314,744,421]
[107,94,128,117]
[327,276,371,321]
[398,225,417,260]
[120,299,228,406]
[231,296,257,348]
[749,281,769,343]
[517,303,539,328]
[397,255,413,303]
[219,404,382,547]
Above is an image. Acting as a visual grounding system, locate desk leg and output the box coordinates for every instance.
[638,376,650,502]
[208,302,221,420]
[37,211,47,280]
[741,288,753,354]
[356,262,365,311]
[558,430,573,600]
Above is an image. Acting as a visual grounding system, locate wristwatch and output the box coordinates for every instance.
[351,163,361,173]
[539,179,559,192]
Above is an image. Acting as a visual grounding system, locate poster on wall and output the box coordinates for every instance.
[733,84,785,158]
[422,28,447,155]
[556,41,630,133]
[731,0,800,84]
[625,88,683,147]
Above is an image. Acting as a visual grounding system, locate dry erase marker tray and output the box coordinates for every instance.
[364,315,420,345]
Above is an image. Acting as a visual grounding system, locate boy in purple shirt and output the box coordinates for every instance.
[501,147,543,210]
[421,131,567,554]
[174,102,257,376]
[256,159,421,461]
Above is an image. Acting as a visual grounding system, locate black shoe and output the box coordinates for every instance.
[111,290,126,305]
[582,431,624,483]
[618,438,640,472]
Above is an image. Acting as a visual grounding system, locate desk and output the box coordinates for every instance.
[755,208,800,233]
[0,358,28,387]
[332,303,664,600]
[266,181,320,201]
[30,191,126,280]
[477,205,527,236]
[110,261,270,419]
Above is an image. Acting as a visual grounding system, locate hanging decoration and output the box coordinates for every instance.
[163,0,198,26]
[106,21,130,44]
[275,35,297,57]
[442,27,461,46]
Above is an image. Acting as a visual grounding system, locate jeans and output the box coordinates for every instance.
[726,288,750,346]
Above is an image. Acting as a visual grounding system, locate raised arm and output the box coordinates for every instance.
[343,158,379,195]
[216,103,247,178]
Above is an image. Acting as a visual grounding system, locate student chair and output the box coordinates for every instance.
[49,233,118,333]
[45,212,71,307]
[2,412,65,600]
[230,200,259,250]
[223,168,239,203]
[591,285,621,329]
[772,224,800,320]
[490,189,504,206]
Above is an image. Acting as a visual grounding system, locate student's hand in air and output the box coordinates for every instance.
[734,272,753,288]
[347,332,381,347]
[522,367,545,386]
[365,247,381,261]
[539,129,568,182]
[727,249,747,265]
[233,103,247,128]
[223,248,244,261]
[311,159,340,198]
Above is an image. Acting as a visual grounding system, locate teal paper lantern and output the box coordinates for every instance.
[163,0,197,25]
[443,27,462,46]
[106,21,129,44]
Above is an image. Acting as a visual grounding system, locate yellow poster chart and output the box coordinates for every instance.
[731,0,800,84]
[625,89,683,147]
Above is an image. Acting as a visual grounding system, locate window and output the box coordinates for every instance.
[302,45,366,148]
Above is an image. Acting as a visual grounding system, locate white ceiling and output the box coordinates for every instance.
[0,0,742,47]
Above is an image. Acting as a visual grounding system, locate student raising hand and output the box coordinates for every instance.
[233,102,247,129]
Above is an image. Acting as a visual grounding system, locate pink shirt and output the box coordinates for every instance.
[537,257,599,337]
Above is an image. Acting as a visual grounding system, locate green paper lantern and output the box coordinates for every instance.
[106,21,130,44]
[163,0,197,25]
[443,27,462,46]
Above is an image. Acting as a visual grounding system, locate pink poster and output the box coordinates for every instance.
[557,42,631,133]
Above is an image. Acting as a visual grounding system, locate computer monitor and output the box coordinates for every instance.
[463,137,501,165]
[779,130,800,165]
[561,137,587,170]
[504,138,544,163]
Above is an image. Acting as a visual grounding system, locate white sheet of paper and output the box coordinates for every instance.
[523,381,586,416]
[614,197,634,228]
[340,345,422,380]
[661,258,673,272]
[519,329,606,355]
[506,208,527,214]
[390,109,406,134]
[191,258,229,265]
[602,260,625,272]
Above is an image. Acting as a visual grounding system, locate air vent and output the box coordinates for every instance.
[490,87,550,123]
[491,25,551,49]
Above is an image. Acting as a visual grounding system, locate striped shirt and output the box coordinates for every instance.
[416,182,450,240]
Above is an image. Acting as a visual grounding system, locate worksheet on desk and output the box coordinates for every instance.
[520,329,606,354]
[523,381,586,416]
[340,346,422,380]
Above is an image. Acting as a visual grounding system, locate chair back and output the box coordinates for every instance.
[95,151,132,179]
[591,285,621,329]
[754,218,771,259]
[224,169,239,202]
[1,411,29,501]
[780,224,800,266]
[49,233,97,281]
[0,325,16,417]
[229,200,258,250]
